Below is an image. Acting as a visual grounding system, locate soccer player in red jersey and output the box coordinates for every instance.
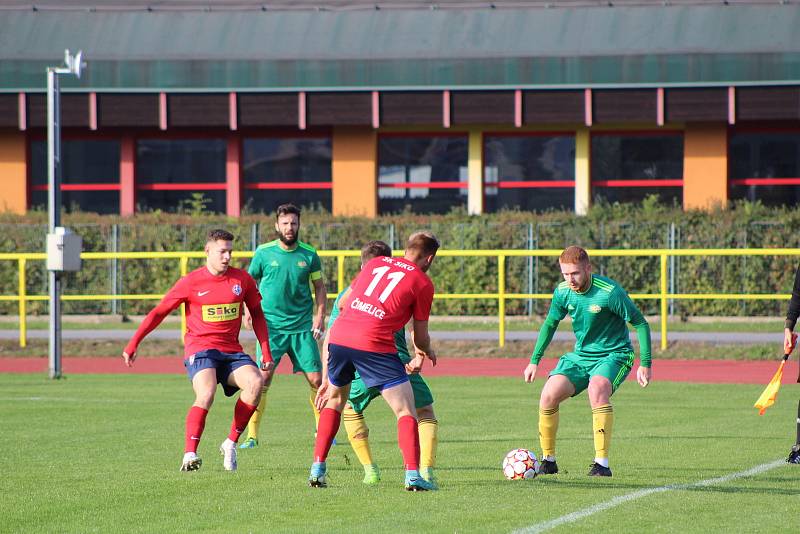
[122,229,273,472]
[310,232,440,491]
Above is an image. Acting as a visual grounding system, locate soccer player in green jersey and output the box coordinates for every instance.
[240,203,327,449]
[319,240,439,487]
[523,246,652,477]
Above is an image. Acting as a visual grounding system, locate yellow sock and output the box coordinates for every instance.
[343,405,374,466]
[309,387,321,429]
[418,418,439,469]
[591,404,614,461]
[247,386,269,441]
[538,407,559,458]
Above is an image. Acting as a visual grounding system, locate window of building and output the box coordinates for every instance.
[378,135,468,214]
[729,131,800,206]
[591,132,683,205]
[484,134,575,212]
[30,139,120,214]
[242,137,332,213]
[136,139,226,213]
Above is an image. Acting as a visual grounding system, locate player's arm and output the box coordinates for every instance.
[524,291,566,382]
[784,264,800,353]
[310,254,326,340]
[610,287,652,387]
[243,250,264,331]
[244,275,274,371]
[409,280,436,369]
[122,280,187,367]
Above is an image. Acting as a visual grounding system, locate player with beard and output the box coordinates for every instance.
[239,203,327,449]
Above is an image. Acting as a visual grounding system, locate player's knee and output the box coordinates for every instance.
[194,391,215,409]
[417,405,435,419]
[539,391,562,409]
[587,382,611,405]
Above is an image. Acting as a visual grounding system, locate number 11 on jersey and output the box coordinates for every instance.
[363,266,406,303]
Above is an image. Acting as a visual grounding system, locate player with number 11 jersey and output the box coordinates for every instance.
[329,255,434,354]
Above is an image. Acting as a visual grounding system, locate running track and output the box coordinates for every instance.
[1,357,798,384]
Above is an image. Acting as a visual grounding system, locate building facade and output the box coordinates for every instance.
[1,1,799,217]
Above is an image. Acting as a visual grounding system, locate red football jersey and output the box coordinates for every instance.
[329,256,434,353]
[125,266,263,357]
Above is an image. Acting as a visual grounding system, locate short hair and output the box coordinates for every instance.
[276,203,301,220]
[406,231,440,257]
[361,240,392,264]
[207,229,234,243]
[559,245,589,265]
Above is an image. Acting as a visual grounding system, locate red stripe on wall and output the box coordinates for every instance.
[379,182,467,189]
[32,184,122,192]
[494,180,575,188]
[593,179,683,187]
[137,183,228,191]
[731,178,800,186]
[244,182,332,190]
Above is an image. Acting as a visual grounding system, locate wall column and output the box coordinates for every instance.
[120,136,135,216]
[226,136,241,217]
[574,127,590,215]
[683,124,728,210]
[467,129,483,215]
[0,132,28,214]
[332,127,377,217]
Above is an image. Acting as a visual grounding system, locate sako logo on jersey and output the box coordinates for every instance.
[202,302,241,322]
[350,297,386,320]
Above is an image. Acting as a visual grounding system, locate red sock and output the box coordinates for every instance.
[313,408,341,463]
[185,406,208,453]
[397,415,420,471]
[228,398,258,442]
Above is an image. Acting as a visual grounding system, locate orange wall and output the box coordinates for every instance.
[332,127,377,217]
[0,132,26,214]
[683,124,728,210]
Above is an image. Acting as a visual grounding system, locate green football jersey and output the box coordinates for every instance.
[248,240,322,333]
[544,274,645,359]
[328,287,410,362]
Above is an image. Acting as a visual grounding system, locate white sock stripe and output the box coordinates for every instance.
[512,459,786,534]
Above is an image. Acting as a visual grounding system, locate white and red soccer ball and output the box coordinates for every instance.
[502,448,540,480]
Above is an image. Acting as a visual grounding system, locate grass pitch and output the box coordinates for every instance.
[1,373,798,533]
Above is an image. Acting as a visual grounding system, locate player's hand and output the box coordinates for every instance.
[260,359,274,372]
[415,346,437,367]
[314,380,330,411]
[637,365,652,387]
[783,329,797,354]
[405,354,424,374]
[523,363,537,383]
[311,321,324,341]
[122,350,137,367]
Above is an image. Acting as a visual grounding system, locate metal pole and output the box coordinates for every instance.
[47,68,62,379]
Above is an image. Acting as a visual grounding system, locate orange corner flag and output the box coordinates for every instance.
[754,360,787,415]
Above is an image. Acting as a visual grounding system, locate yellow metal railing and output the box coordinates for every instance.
[1,248,796,350]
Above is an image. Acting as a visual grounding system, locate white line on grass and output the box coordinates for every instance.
[512,458,786,534]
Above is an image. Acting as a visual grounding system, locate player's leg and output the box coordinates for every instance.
[309,343,355,487]
[219,355,264,471]
[586,351,634,477]
[411,374,438,487]
[344,377,382,484]
[241,335,286,449]
[289,331,324,431]
[181,355,218,472]
[788,399,800,464]
[380,382,435,491]
[538,354,583,475]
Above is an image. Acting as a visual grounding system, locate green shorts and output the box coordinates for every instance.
[256,330,322,374]
[348,372,434,414]
[550,350,635,396]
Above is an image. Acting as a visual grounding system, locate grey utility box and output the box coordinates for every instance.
[46,227,82,271]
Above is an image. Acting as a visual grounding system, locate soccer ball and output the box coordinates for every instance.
[502,448,540,480]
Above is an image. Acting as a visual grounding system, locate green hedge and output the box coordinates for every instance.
[5,199,800,317]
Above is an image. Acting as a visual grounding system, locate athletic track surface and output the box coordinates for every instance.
[1,357,798,384]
